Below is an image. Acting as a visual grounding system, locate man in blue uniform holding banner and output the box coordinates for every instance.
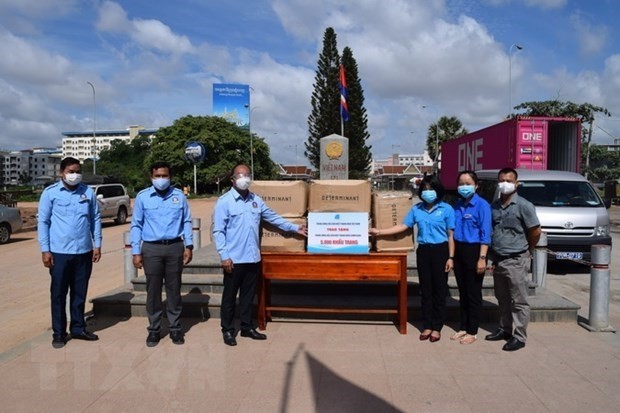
[213,164,307,346]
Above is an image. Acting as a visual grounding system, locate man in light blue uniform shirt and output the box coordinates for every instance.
[213,164,307,346]
[38,157,102,348]
[131,161,193,347]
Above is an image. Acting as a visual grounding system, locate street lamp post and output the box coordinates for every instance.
[391,144,400,191]
[509,44,523,117]
[286,143,300,180]
[86,81,97,175]
[245,104,259,179]
[287,143,299,164]
[422,105,440,174]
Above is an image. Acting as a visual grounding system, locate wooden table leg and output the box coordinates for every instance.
[398,260,407,334]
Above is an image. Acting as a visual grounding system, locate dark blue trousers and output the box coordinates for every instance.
[49,252,93,338]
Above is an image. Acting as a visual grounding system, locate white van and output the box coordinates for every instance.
[476,169,612,262]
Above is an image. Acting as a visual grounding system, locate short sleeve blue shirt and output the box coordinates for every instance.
[453,194,492,244]
[403,201,455,245]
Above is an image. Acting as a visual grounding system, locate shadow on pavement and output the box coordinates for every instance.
[547,261,591,275]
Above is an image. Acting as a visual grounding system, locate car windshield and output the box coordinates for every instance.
[517,181,603,207]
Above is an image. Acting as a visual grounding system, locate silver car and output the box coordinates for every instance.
[89,183,132,225]
[0,204,23,244]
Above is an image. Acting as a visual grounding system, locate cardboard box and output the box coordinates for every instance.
[308,180,371,213]
[260,218,306,252]
[252,180,308,217]
[372,191,414,252]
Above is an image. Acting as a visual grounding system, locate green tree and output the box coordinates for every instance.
[426,116,468,165]
[146,115,277,193]
[306,27,341,169]
[341,47,372,178]
[587,144,620,181]
[514,100,611,176]
[95,136,152,192]
[18,171,31,185]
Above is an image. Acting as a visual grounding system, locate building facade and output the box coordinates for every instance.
[1,147,62,186]
[395,151,434,167]
[370,150,435,191]
[62,125,158,163]
[373,151,434,170]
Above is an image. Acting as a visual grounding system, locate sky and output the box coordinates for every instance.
[1,0,620,166]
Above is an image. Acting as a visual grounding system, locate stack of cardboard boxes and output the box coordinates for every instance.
[254,180,414,252]
[253,181,308,252]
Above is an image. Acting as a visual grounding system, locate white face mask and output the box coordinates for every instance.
[235,176,252,191]
[498,181,516,195]
[63,173,82,186]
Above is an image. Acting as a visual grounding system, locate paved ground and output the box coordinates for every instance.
[0,201,618,412]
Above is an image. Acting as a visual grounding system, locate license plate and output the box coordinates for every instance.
[556,252,583,260]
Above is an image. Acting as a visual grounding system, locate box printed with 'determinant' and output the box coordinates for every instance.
[252,180,308,217]
[372,191,414,252]
[260,218,307,252]
[308,180,371,213]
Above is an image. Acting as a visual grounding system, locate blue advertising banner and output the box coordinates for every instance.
[212,83,250,128]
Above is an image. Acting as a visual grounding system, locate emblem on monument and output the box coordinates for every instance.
[325,141,343,160]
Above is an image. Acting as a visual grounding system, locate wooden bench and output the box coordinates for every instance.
[258,251,408,334]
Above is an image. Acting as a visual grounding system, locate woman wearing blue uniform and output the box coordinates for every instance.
[451,171,491,344]
[371,175,455,342]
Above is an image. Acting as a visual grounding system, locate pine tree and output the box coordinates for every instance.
[305,28,341,170]
[341,47,372,178]
[305,28,373,178]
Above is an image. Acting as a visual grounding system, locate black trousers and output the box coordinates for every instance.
[220,262,260,334]
[416,242,449,331]
[453,241,484,335]
[142,242,184,333]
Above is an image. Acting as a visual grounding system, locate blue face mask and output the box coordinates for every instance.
[152,177,171,191]
[458,184,475,199]
[421,190,437,204]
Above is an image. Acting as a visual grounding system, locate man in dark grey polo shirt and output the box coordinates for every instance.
[486,168,541,352]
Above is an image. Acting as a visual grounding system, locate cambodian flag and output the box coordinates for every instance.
[339,64,349,122]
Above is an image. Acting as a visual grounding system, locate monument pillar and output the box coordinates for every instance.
[319,134,349,180]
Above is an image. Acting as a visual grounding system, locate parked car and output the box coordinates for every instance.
[0,204,23,244]
[88,183,132,225]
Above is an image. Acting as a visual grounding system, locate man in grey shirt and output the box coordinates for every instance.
[486,168,541,352]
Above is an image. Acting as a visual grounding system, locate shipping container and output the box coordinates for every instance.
[440,116,581,190]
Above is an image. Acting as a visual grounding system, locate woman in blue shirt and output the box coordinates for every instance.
[371,175,455,343]
[451,170,491,344]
